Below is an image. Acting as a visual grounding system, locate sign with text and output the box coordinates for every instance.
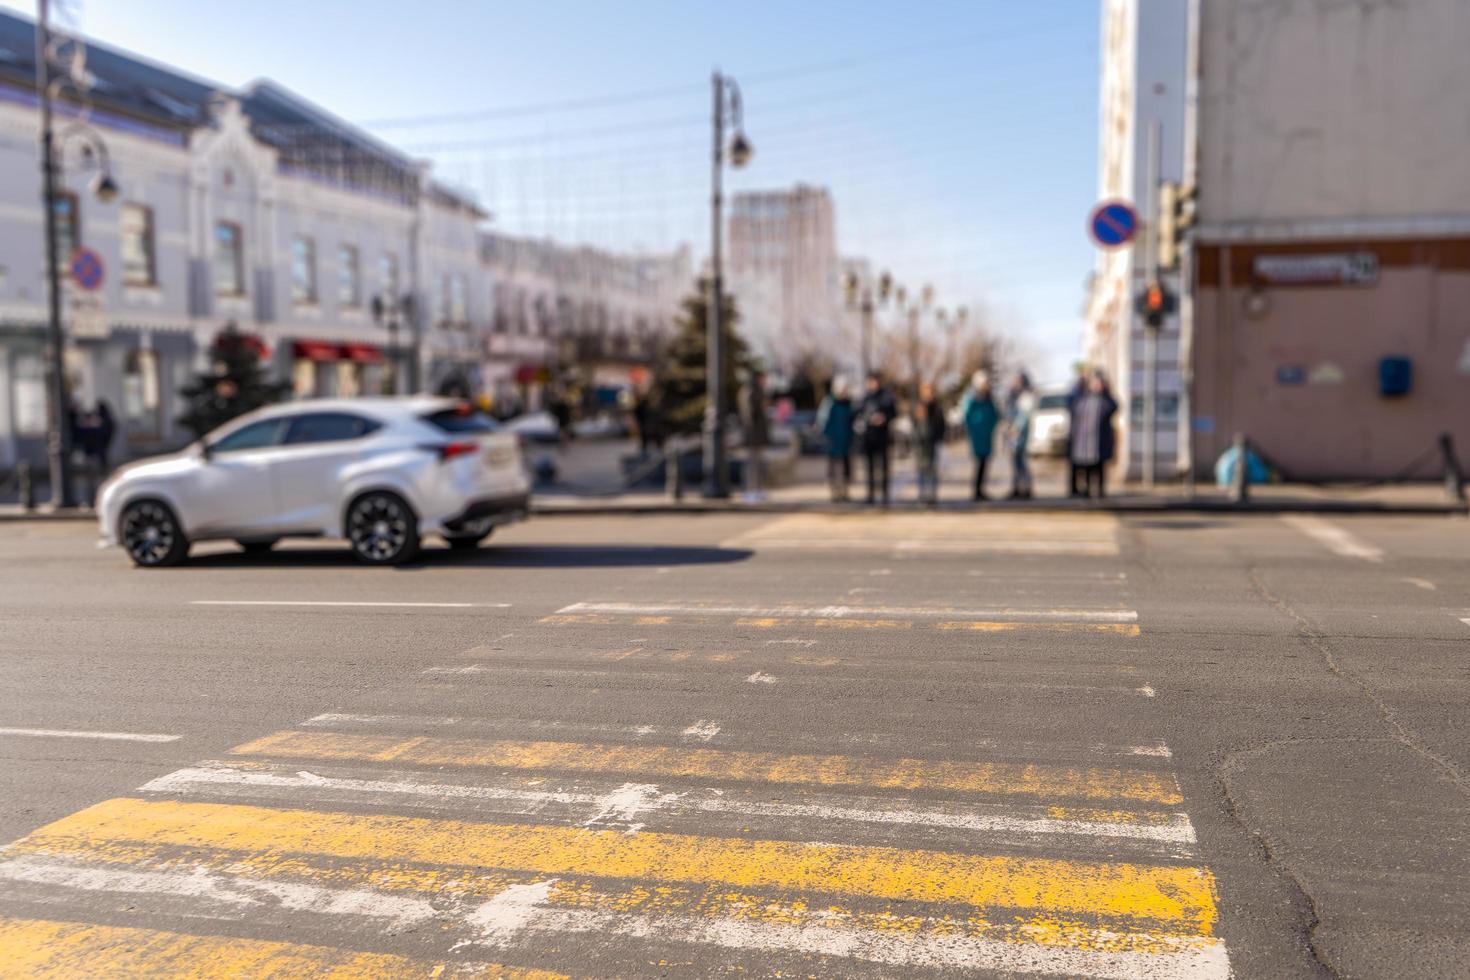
[1253,252,1379,286]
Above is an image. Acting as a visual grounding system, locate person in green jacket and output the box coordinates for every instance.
[961,370,1000,501]
[816,377,856,501]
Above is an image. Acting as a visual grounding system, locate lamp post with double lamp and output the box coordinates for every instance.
[842,269,892,380]
[703,70,752,498]
[36,0,118,509]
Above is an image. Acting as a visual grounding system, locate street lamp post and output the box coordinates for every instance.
[703,70,752,498]
[35,0,117,509]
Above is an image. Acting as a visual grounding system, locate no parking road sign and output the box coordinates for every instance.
[1089,200,1137,249]
[70,247,105,291]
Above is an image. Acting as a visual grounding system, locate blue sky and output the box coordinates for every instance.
[11,0,1101,382]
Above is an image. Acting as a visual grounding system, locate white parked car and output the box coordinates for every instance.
[1027,391,1072,456]
[98,397,531,567]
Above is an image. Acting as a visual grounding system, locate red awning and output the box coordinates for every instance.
[340,343,384,363]
[292,340,341,361]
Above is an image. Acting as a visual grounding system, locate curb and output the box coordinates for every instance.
[5,499,1465,524]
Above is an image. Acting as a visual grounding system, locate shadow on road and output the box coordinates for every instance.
[181,543,754,570]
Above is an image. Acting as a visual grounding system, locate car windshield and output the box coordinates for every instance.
[1038,394,1069,410]
[422,406,501,434]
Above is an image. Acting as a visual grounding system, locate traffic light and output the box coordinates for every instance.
[1136,280,1176,328]
[1157,181,1197,271]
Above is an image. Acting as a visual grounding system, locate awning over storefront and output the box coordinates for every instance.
[340,343,384,363]
[292,340,341,361]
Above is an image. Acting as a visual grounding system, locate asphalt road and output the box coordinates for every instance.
[0,510,1466,978]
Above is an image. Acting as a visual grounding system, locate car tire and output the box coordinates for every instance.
[236,539,279,555]
[445,527,493,550]
[346,491,420,565]
[120,499,190,568]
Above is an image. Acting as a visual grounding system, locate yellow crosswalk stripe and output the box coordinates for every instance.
[228,730,1184,804]
[0,916,562,979]
[10,798,1220,933]
[937,622,1142,635]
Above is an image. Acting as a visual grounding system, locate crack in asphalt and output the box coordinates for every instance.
[1217,565,1470,978]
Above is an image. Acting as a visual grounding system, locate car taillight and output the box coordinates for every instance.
[423,440,479,461]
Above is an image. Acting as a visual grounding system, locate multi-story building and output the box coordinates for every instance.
[727,184,840,369]
[1182,0,1470,480]
[1083,0,1189,481]
[480,231,691,411]
[0,9,489,470]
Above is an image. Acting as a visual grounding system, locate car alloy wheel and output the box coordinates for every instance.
[120,500,188,567]
[347,492,419,565]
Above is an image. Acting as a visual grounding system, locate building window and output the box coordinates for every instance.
[54,191,79,264]
[291,235,317,304]
[337,244,360,307]
[122,348,161,439]
[120,203,156,287]
[379,253,399,302]
[213,221,244,296]
[449,273,468,326]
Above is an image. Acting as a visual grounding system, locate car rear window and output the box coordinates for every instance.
[422,407,501,434]
[1038,394,1069,410]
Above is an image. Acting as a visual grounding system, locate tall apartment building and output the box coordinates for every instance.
[1083,0,1189,480]
[727,184,840,369]
[0,9,488,469]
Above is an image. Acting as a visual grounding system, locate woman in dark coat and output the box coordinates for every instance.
[1068,371,1118,499]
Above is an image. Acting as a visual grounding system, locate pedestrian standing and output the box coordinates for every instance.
[858,372,896,506]
[912,381,946,506]
[961,370,999,501]
[739,370,770,501]
[1004,373,1036,499]
[1069,370,1118,498]
[817,377,856,502]
[1066,365,1089,497]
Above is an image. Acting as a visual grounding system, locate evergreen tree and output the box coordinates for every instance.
[177,323,291,438]
[651,281,757,435]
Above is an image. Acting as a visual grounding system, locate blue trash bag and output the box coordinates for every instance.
[1215,445,1270,487]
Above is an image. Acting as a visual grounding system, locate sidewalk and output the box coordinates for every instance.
[4,440,1464,522]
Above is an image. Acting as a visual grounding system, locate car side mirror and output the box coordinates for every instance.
[197,440,214,462]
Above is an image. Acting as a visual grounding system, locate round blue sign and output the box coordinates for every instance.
[1089,201,1138,249]
[71,248,105,291]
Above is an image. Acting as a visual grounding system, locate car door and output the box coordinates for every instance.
[269,412,383,533]
[182,417,289,537]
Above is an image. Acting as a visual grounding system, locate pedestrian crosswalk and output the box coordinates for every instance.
[0,711,1228,976]
[722,512,1124,556]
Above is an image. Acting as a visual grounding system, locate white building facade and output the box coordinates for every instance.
[1084,0,1190,480]
[0,9,489,471]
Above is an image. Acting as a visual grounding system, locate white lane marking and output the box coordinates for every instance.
[1281,516,1385,562]
[582,783,673,833]
[764,638,818,647]
[190,600,511,608]
[1128,744,1172,757]
[1402,577,1437,591]
[303,713,463,728]
[0,853,436,928]
[1136,685,1156,698]
[680,721,721,742]
[0,727,179,743]
[557,601,1138,623]
[463,903,1230,980]
[460,880,558,948]
[869,568,892,576]
[138,764,1197,848]
[746,671,778,685]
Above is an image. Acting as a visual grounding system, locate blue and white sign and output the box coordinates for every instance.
[70,247,105,292]
[1089,200,1137,249]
